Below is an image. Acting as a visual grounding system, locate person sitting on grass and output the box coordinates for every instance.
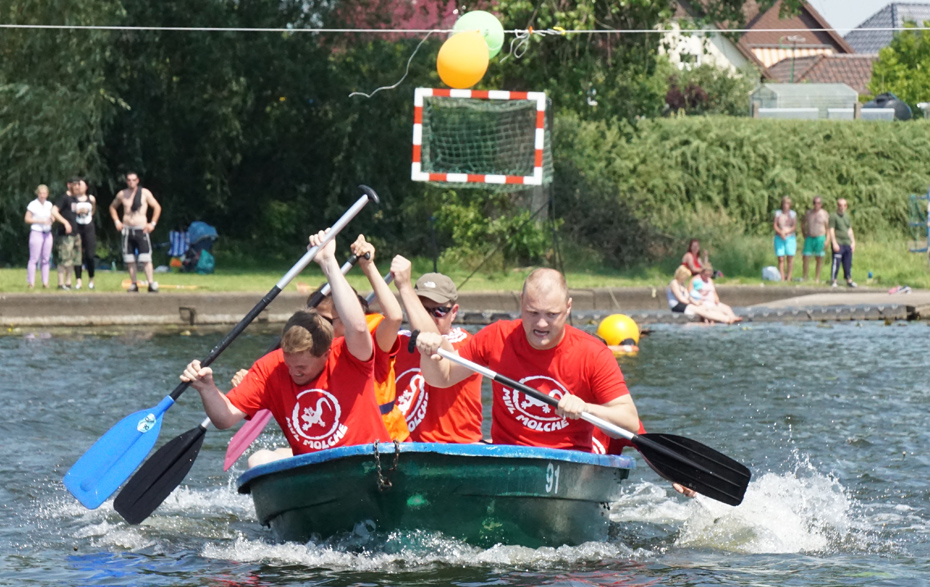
[667,265,737,324]
[689,265,741,323]
[681,239,708,276]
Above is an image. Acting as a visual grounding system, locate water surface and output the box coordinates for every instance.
[2,321,928,585]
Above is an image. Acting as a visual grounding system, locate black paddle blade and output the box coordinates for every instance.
[634,433,751,506]
[114,424,207,524]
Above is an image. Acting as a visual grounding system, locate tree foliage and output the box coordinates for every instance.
[0,0,122,259]
[869,21,930,109]
[0,0,866,270]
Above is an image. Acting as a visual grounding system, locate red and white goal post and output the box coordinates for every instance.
[411,88,549,187]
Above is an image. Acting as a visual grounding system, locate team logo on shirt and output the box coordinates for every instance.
[502,375,571,433]
[395,367,427,432]
[287,388,348,449]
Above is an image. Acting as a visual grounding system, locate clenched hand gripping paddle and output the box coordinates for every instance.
[407,331,752,506]
[63,186,379,510]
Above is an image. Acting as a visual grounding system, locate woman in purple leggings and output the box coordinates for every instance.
[25,185,70,289]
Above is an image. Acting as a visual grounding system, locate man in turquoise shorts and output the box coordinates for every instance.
[802,196,830,282]
[773,196,797,281]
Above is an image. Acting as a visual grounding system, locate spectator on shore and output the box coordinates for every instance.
[689,265,741,323]
[801,196,831,283]
[109,171,162,293]
[72,178,97,290]
[773,196,797,282]
[829,198,857,288]
[53,179,80,290]
[667,266,737,324]
[681,239,708,276]
[25,184,69,289]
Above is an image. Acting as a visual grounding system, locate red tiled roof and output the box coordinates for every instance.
[767,54,878,94]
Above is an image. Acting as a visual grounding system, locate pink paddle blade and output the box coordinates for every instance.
[224,409,273,471]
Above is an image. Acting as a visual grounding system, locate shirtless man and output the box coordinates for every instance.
[773,196,797,282]
[109,172,161,292]
[801,196,831,282]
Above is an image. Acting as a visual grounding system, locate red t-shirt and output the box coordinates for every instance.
[459,320,630,452]
[395,328,483,443]
[226,340,390,454]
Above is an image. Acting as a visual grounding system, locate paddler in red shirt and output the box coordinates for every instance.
[390,256,483,443]
[413,267,696,497]
[180,229,390,468]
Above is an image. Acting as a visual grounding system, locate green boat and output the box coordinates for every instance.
[237,442,635,547]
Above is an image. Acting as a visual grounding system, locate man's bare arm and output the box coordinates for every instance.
[391,256,441,336]
[180,360,246,429]
[415,331,473,388]
[145,190,161,225]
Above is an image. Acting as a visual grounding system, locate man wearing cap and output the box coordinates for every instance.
[390,256,483,443]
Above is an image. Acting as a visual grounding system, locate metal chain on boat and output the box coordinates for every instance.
[372,440,401,492]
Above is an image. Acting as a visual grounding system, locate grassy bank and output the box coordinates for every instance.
[2,236,927,293]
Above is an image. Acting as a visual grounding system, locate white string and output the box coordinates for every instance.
[0,23,927,34]
[349,31,435,99]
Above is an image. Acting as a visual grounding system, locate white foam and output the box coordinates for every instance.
[615,453,881,555]
[203,531,633,571]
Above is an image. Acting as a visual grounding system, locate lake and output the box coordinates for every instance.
[2,320,928,586]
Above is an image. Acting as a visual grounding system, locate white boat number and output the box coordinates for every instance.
[545,463,560,494]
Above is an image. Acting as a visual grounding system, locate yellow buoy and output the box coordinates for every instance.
[597,314,640,346]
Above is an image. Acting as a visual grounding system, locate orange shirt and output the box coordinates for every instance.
[460,320,630,452]
[366,314,410,442]
[226,341,390,454]
[395,328,483,443]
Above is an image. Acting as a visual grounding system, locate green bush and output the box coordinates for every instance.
[552,114,930,267]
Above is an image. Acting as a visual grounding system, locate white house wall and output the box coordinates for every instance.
[659,22,751,72]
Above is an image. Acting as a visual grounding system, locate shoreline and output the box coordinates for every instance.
[2,286,928,331]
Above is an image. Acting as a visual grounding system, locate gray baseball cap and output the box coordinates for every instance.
[415,273,458,304]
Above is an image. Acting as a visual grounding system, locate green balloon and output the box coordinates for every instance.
[453,11,505,59]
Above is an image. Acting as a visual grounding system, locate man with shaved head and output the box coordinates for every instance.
[414,267,640,452]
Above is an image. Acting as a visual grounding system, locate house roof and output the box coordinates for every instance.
[844,3,930,54]
[739,0,853,52]
[672,0,852,75]
[767,54,879,94]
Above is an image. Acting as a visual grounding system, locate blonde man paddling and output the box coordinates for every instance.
[181,230,389,468]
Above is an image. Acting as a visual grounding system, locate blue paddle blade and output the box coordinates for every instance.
[63,396,175,509]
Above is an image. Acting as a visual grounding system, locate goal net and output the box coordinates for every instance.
[412,88,553,190]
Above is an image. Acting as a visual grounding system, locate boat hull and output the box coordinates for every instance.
[238,442,634,547]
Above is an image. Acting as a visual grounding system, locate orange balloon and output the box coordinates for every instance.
[436,31,490,89]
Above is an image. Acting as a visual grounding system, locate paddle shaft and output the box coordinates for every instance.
[167,190,376,403]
